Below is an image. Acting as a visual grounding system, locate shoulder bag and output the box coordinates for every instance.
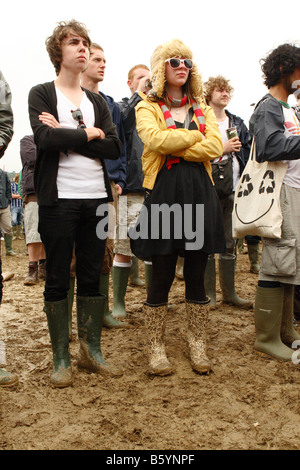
[232,139,288,239]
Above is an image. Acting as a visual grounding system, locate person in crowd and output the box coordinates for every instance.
[0,168,16,256]
[10,174,23,240]
[81,42,127,329]
[19,135,46,285]
[111,64,152,319]
[0,70,18,387]
[28,20,122,387]
[292,97,300,325]
[131,39,225,376]
[249,43,300,362]
[203,76,252,308]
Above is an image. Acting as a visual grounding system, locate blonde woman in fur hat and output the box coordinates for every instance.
[131,39,225,376]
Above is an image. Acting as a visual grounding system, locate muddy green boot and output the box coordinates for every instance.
[111,265,130,319]
[254,286,298,361]
[219,258,253,309]
[77,295,122,376]
[0,368,18,388]
[248,243,260,274]
[67,277,75,340]
[16,225,24,240]
[44,298,73,388]
[204,257,216,307]
[129,256,145,287]
[281,284,300,347]
[4,234,16,256]
[100,273,128,328]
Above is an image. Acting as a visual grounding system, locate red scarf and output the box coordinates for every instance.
[158,97,205,169]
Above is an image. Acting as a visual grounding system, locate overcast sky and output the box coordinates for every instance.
[1,0,299,171]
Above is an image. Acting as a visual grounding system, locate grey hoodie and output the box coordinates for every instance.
[0,71,13,157]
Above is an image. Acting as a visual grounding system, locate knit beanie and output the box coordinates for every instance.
[149,39,204,103]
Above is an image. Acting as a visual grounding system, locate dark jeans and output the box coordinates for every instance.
[39,199,108,302]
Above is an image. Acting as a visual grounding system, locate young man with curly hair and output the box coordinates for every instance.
[250,43,300,362]
[204,75,253,308]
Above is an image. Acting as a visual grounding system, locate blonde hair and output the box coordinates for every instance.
[203,75,234,104]
[148,39,205,107]
[128,64,150,82]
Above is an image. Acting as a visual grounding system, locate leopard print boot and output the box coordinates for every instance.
[144,303,173,376]
[185,299,211,374]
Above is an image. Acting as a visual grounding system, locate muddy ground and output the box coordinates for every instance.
[0,239,299,451]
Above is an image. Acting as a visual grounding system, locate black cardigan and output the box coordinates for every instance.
[28,81,121,206]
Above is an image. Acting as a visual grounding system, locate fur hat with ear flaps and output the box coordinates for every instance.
[149,38,204,102]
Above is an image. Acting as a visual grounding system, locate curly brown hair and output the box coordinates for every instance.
[45,20,91,75]
[203,75,234,104]
[260,43,300,88]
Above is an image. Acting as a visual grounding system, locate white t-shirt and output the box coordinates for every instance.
[281,105,300,189]
[213,117,240,191]
[55,87,107,199]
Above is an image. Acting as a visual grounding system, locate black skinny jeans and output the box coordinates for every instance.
[147,251,208,305]
[39,199,108,302]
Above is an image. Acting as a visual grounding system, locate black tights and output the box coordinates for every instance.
[147,252,208,305]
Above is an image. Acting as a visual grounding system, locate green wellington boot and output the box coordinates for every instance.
[254,286,299,361]
[44,298,73,388]
[281,284,300,347]
[248,243,260,274]
[111,265,131,319]
[4,234,17,256]
[0,368,18,388]
[99,273,128,328]
[204,257,216,307]
[76,295,123,377]
[219,258,253,308]
[67,277,75,341]
[129,256,145,287]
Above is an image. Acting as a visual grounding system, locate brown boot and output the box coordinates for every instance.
[38,260,46,280]
[144,303,173,376]
[185,298,212,374]
[24,262,38,285]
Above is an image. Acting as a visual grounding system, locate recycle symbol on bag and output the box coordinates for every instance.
[237,170,275,198]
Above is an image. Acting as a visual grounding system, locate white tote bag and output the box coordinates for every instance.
[232,139,288,239]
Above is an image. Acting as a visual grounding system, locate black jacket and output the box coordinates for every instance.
[250,93,300,162]
[118,93,144,194]
[20,135,36,197]
[28,81,121,206]
[226,109,251,175]
[0,169,11,209]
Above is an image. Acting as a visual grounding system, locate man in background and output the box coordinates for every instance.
[0,70,18,387]
[111,64,152,319]
[19,135,46,286]
[204,75,252,308]
[81,42,127,328]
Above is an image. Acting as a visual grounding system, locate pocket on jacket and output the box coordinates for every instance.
[261,238,296,277]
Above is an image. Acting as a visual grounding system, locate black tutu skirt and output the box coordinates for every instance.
[129,157,225,260]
